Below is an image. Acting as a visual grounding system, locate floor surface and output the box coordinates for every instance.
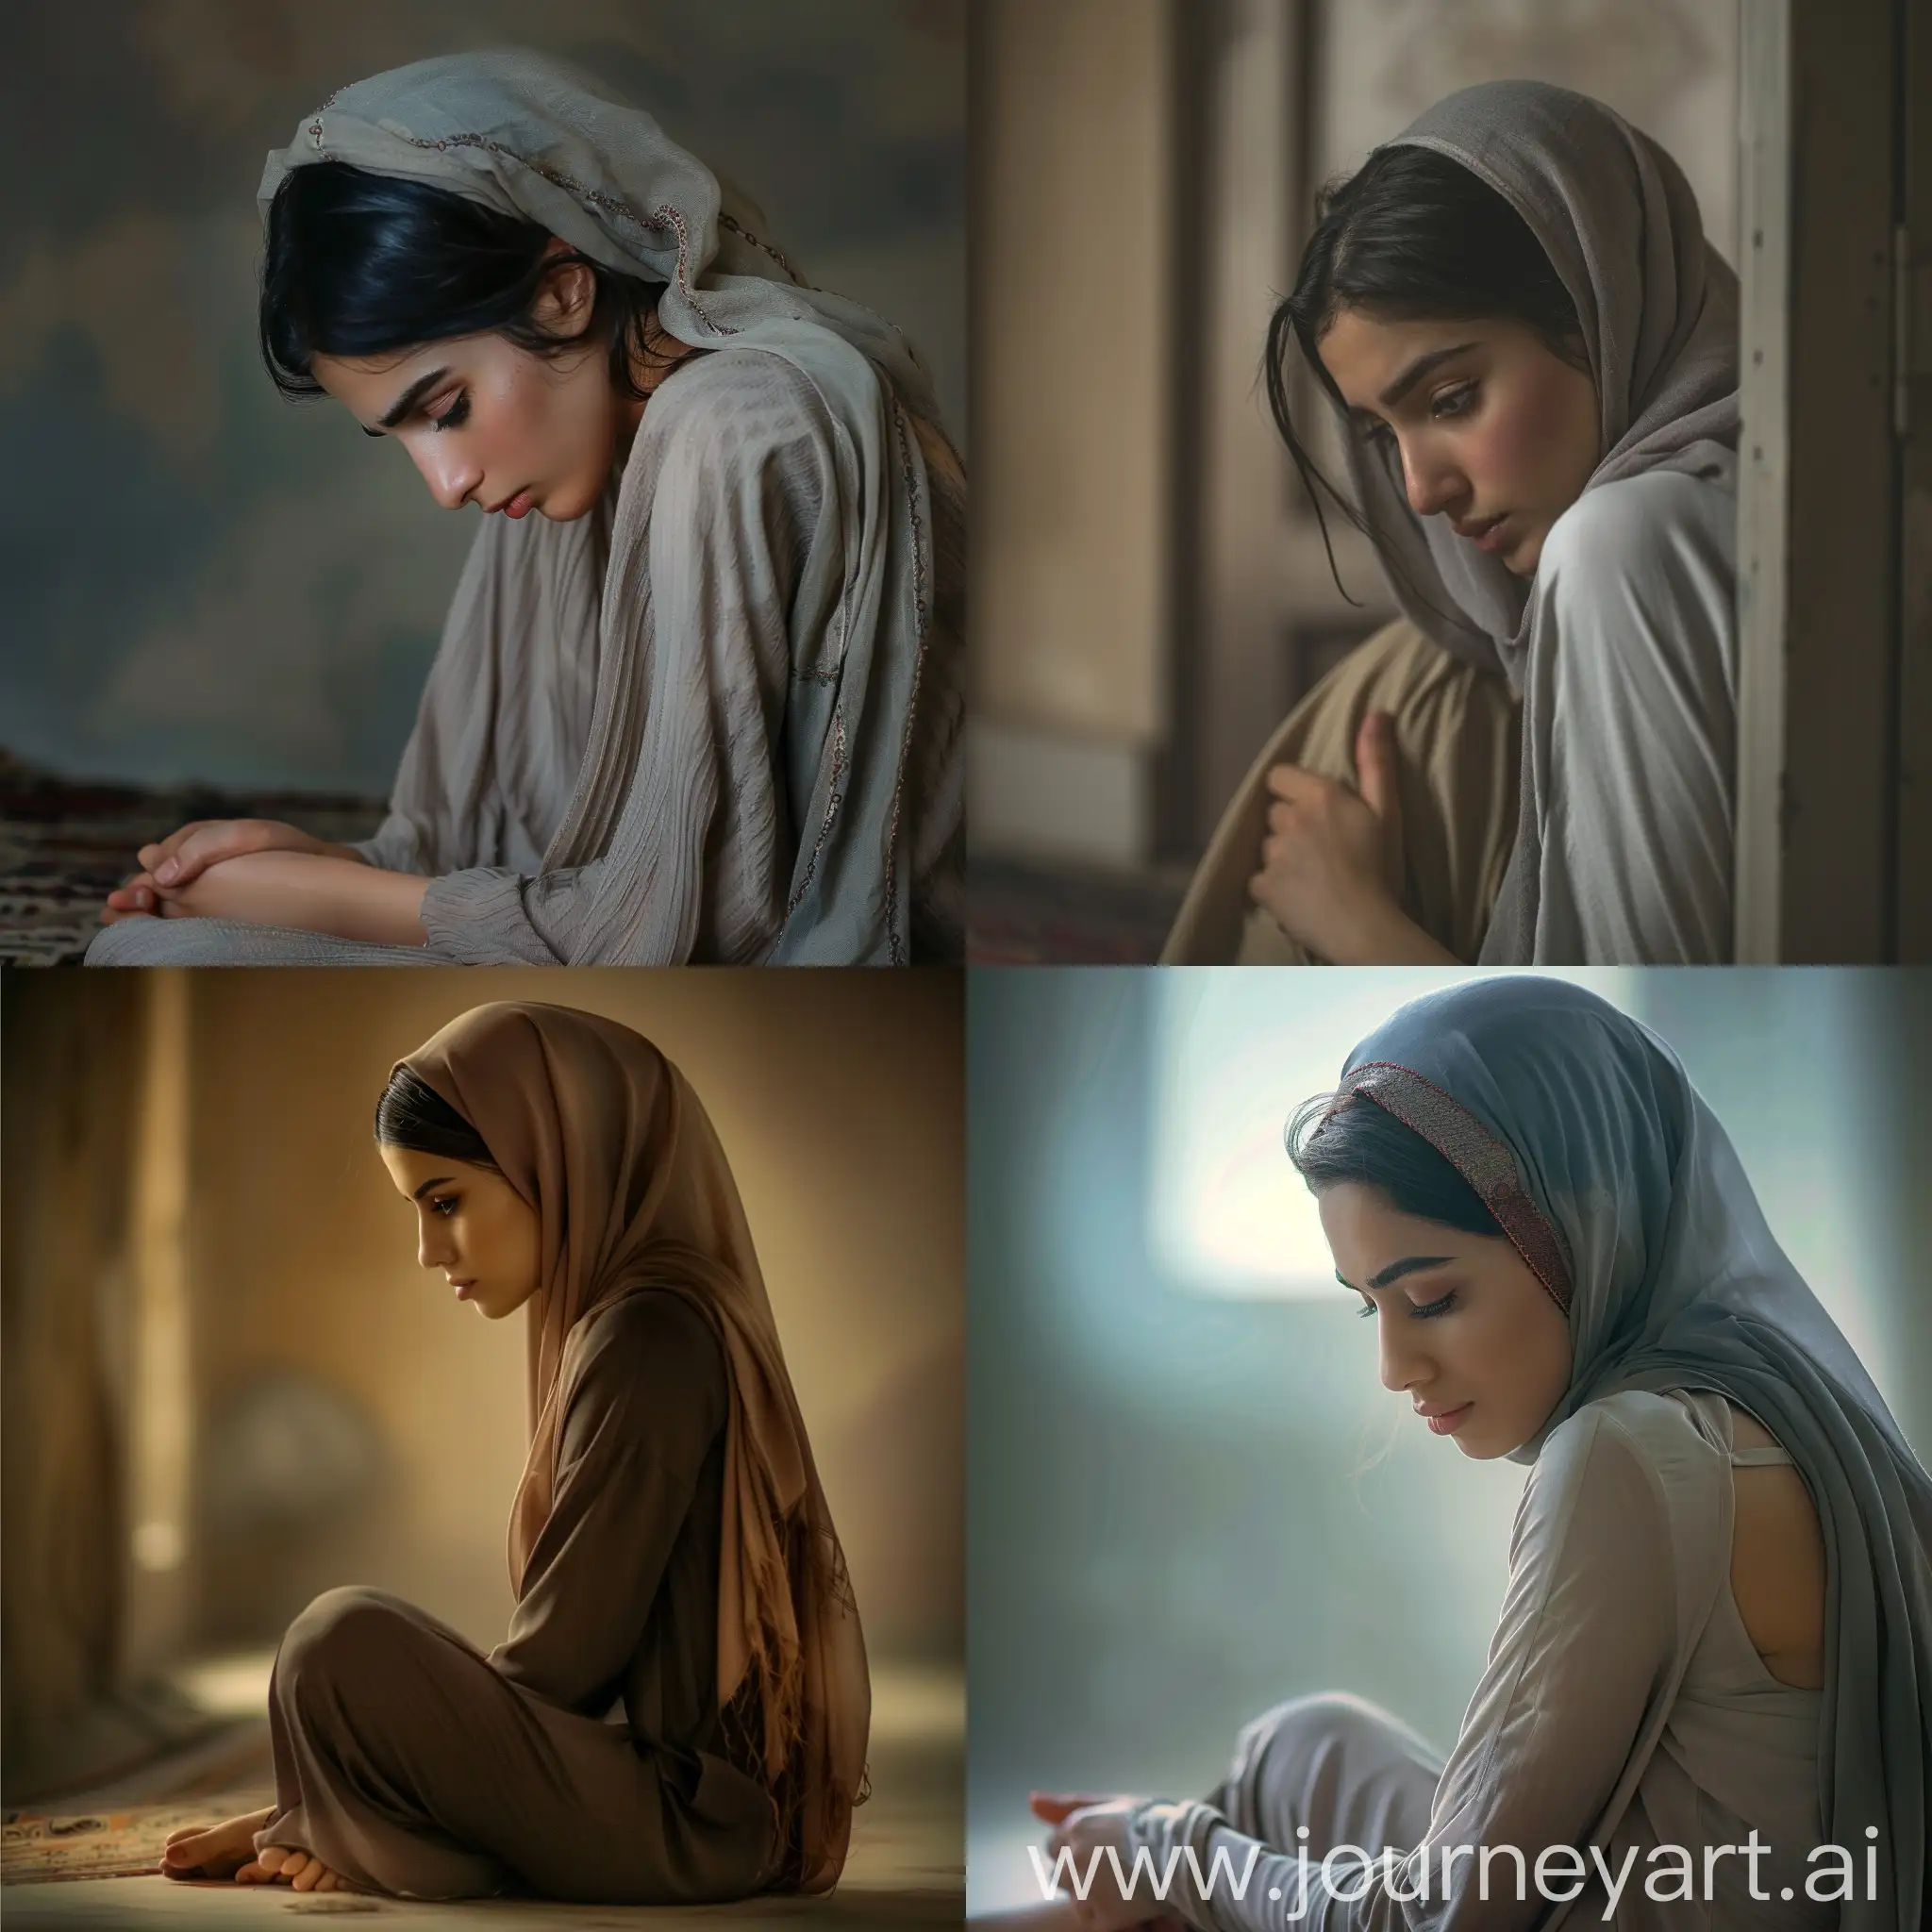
[7,1670,961,1931]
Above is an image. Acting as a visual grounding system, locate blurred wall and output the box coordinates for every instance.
[965,967,1932,1913]
[0,0,964,795]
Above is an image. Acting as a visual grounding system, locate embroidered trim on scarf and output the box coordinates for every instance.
[1339,1060,1574,1314]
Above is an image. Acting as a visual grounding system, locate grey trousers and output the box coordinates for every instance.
[258,1586,775,1904]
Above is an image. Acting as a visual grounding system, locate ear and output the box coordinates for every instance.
[531,241,599,334]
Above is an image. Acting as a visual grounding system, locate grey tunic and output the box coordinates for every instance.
[257,1292,778,1903]
[86,347,964,969]
[1129,1390,1828,1929]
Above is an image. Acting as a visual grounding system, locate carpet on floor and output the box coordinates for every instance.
[3,1794,273,1884]
[0,750,386,966]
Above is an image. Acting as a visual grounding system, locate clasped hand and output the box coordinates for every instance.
[1029,1791,1185,1932]
[102,819,329,924]
[1246,710,1406,962]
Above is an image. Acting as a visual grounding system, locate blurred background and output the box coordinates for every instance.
[965,0,1743,958]
[3,969,962,1909]
[0,0,964,799]
[965,967,1932,1913]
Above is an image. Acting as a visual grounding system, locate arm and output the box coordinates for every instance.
[1127,1410,1681,1931]
[419,354,828,966]
[142,850,429,946]
[490,1292,726,1715]
[1528,475,1735,964]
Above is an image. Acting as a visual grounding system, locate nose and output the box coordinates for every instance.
[408,439,484,512]
[1376,1315,1434,1395]
[1398,434,1463,520]
[416,1212,454,1273]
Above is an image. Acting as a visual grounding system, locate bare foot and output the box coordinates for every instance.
[241,1844,358,1892]
[161,1807,275,1881]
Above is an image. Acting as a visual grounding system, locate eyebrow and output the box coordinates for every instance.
[411,1175,456,1200]
[1375,342,1479,411]
[361,367,454,437]
[1335,1256,1454,1293]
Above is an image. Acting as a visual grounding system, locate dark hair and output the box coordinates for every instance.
[259,161,670,403]
[374,1065,498,1171]
[1286,1091,1500,1237]
[1264,145,1591,602]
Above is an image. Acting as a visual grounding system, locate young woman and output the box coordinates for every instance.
[160,1002,867,1902]
[90,48,963,968]
[1025,978,1931,1930]
[1164,81,1738,967]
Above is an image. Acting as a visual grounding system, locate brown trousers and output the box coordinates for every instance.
[1160,621,1521,966]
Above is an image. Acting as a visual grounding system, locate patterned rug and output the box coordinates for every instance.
[0,752,386,966]
[2,1792,273,1884]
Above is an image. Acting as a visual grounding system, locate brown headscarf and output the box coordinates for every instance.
[395,1001,868,1892]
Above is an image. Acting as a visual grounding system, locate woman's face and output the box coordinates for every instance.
[378,1143,543,1322]
[1318,1181,1572,1459]
[311,246,676,525]
[1319,309,1600,576]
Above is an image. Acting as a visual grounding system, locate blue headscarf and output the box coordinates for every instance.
[1334,976,1930,1927]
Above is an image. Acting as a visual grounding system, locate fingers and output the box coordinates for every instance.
[147,822,248,889]
[234,1860,270,1884]
[1353,709,1400,824]
[291,1855,326,1891]
[135,823,211,874]
[254,1845,294,1876]
[1029,1791,1109,1824]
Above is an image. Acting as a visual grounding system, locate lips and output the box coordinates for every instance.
[451,1280,475,1302]
[491,488,535,519]
[1419,1401,1474,1437]
[1453,513,1506,544]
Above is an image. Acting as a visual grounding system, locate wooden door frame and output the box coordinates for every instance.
[1736,0,1914,961]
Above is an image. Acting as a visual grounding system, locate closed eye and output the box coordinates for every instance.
[1357,1290,1459,1321]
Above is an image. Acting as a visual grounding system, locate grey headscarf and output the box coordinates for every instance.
[1334,976,1930,1928]
[1327,82,1740,963]
[259,48,953,964]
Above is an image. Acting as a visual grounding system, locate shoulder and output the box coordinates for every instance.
[1537,471,1735,606]
[633,345,842,475]
[1523,1391,1713,1542]
[566,1291,727,1430]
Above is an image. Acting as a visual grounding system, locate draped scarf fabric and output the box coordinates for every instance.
[261,48,956,964]
[1324,81,1740,962]
[397,1002,868,1893]
[1317,976,1931,1928]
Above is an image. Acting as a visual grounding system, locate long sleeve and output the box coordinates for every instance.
[490,1291,726,1718]
[1128,1405,1696,1931]
[1516,471,1737,965]
[417,351,834,965]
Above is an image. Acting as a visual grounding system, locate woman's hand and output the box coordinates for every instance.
[1028,1792,1183,1932]
[99,850,431,946]
[1245,711,1454,964]
[103,819,358,922]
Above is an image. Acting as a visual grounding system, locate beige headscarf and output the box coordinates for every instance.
[395,1001,868,1892]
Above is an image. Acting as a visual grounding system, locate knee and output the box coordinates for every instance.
[1231,1692,1390,1780]
[276,1586,416,1694]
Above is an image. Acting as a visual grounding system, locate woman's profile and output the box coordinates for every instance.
[91,48,962,969]
[158,1002,868,1902]
[1164,81,1739,968]
[1015,978,1931,1930]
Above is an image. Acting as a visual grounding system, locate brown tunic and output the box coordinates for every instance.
[256,1291,778,1902]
